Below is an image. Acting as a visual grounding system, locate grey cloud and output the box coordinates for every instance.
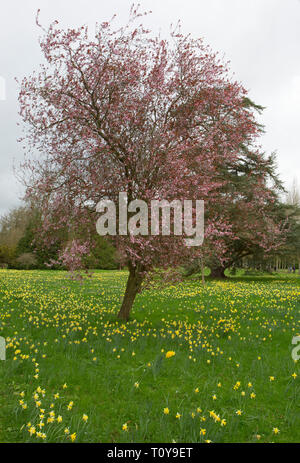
[0,0,299,216]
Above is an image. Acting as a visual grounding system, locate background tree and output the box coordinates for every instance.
[243,179,300,274]
[286,177,300,207]
[84,235,120,270]
[16,210,63,269]
[0,206,31,267]
[15,252,38,270]
[0,206,30,249]
[273,180,300,272]
[185,100,285,279]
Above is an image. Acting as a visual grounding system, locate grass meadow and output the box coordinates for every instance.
[1,269,300,443]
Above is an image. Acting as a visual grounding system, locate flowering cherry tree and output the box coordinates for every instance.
[19,6,268,320]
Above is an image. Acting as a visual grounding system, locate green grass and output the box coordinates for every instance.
[1,268,300,443]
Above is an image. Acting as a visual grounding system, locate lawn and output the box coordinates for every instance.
[0,268,300,443]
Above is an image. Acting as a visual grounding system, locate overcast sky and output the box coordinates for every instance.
[0,0,299,216]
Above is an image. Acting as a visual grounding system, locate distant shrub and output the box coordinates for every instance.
[15,252,38,270]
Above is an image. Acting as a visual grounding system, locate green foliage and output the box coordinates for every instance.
[0,245,16,267]
[0,206,30,249]
[85,236,119,270]
[15,253,38,270]
[16,217,62,269]
[0,206,119,270]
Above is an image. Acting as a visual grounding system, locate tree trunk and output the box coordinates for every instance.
[117,264,144,321]
[210,266,226,279]
[201,257,205,285]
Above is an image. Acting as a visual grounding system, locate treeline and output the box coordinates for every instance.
[0,206,120,270]
[1,181,300,275]
[240,180,300,274]
[185,179,300,278]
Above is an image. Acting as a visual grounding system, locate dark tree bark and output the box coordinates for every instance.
[117,263,144,321]
[210,266,227,279]
[200,257,206,285]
